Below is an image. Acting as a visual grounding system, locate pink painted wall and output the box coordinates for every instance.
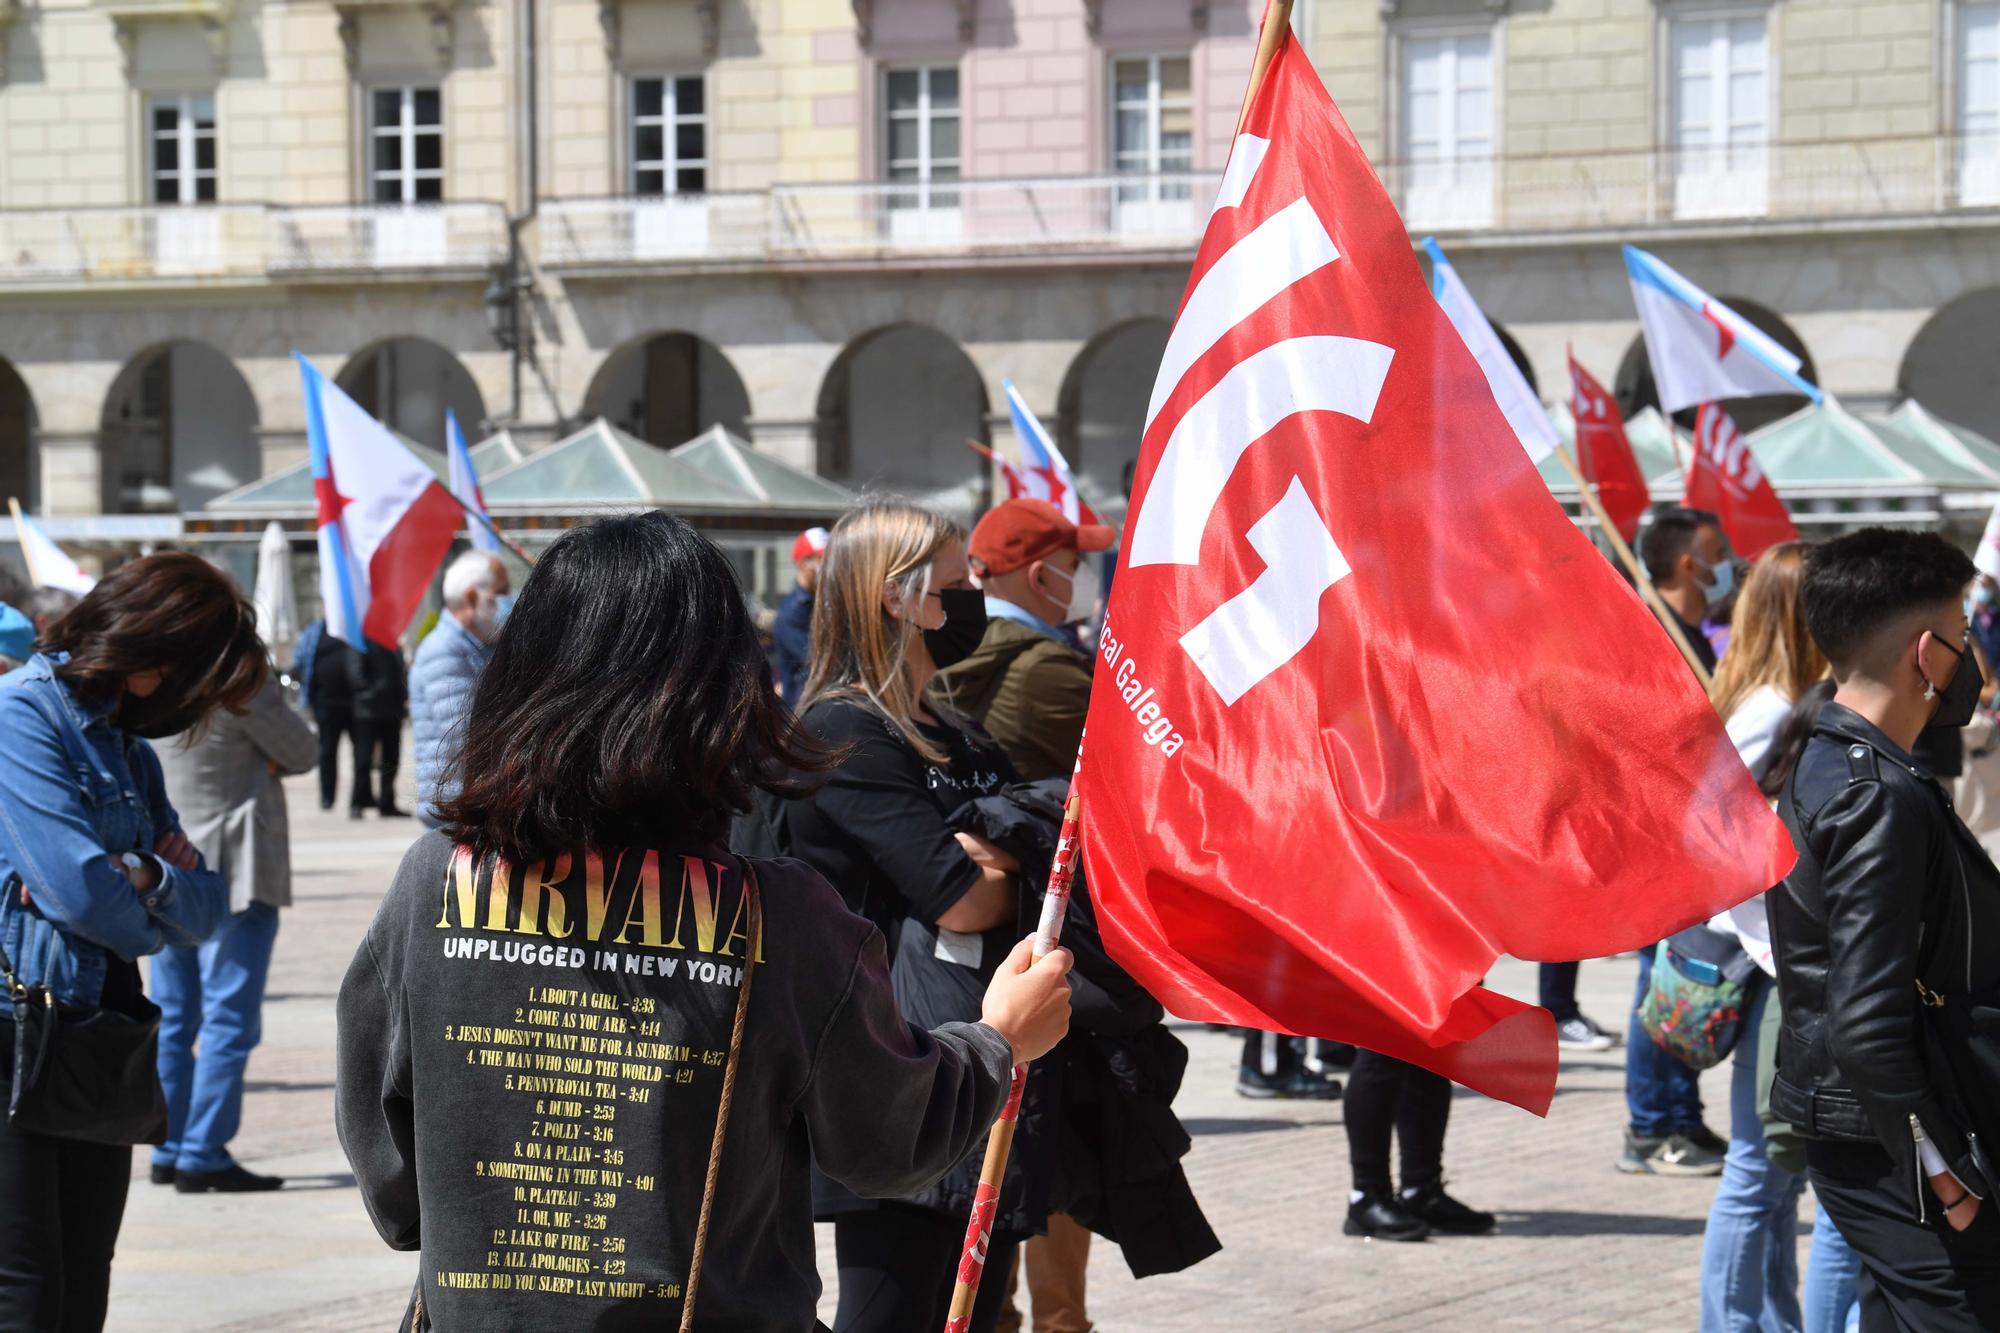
[853,0,1262,181]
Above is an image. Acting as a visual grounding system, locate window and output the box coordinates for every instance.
[1399,32,1493,227]
[1961,2,2000,204]
[370,86,444,204]
[884,66,960,208]
[1111,55,1193,181]
[150,96,216,204]
[1671,16,1768,218]
[632,76,707,195]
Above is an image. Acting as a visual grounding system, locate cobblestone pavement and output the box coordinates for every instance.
[110,771,1821,1331]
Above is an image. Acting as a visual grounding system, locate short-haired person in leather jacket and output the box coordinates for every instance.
[1771,528,2000,1327]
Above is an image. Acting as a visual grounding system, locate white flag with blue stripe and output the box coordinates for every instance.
[1625,246,1822,414]
[1424,237,1560,465]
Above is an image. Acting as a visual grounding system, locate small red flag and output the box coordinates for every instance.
[1685,403,1798,558]
[1568,355,1651,545]
[1076,33,1790,1115]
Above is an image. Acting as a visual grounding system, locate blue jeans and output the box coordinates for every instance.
[1699,983,1806,1332]
[1802,1207,1860,1333]
[151,902,281,1174]
[1625,943,1704,1136]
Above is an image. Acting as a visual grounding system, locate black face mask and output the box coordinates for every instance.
[922,588,988,671]
[118,686,204,740]
[1925,636,1985,734]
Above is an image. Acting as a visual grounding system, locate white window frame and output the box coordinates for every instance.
[1665,8,1771,219]
[1957,1,2000,205]
[1109,53,1194,180]
[368,84,445,205]
[629,74,708,197]
[148,94,217,205]
[1393,26,1497,229]
[1109,52,1195,233]
[882,65,961,204]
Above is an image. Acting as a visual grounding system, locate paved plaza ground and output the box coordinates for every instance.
[110,770,1823,1331]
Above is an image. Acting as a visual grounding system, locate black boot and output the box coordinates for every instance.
[1400,1182,1496,1236]
[1343,1191,1429,1242]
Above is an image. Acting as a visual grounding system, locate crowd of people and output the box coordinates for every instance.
[0,492,1996,1329]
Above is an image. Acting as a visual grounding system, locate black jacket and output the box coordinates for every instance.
[1769,703,2000,1214]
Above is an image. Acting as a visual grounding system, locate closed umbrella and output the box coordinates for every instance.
[252,520,298,666]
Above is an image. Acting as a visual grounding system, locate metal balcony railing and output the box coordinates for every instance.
[538,194,769,265]
[269,202,510,273]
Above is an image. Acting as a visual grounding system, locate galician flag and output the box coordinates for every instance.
[299,354,461,651]
[5,498,95,595]
[1423,237,1559,464]
[446,408,501,555]
[1002,378,1100,525]
[1625,246,1823,414]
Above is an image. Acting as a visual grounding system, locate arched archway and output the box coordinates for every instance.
[582,332,751,445]
[0,358,34,513]
[1056,318,1171,513]
[337,337,485,449]
[99,342,259,513]
[1614,296,1815,434]
[1900,289,2000,436]
[815,325,989,510]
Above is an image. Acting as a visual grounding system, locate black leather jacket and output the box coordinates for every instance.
[1769,702,2000,1217]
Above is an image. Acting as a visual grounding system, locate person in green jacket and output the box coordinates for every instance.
[940,499,1111,783]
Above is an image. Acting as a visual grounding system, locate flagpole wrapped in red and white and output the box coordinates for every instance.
[1685,401,1799,558]
[1077,28,1792,1115]
[299,354,462,651]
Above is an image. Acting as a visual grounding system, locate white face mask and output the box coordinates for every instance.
[1041,558,1102,626]
[469,591,501,642]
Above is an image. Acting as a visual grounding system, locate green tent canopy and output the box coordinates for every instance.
[205,429,523,513]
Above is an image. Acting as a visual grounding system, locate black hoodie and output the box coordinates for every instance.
[336,831,1013,1330]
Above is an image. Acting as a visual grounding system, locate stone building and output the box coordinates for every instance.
[0,0,1994,553]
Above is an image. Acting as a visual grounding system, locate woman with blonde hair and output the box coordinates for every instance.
[768,498,1043,1332]
[1697,541,1856,1333]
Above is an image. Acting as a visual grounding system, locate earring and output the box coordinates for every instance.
[1925,681,1939,702]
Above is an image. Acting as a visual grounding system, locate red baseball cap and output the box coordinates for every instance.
[969,499,1114,577]
[791,527,829,563]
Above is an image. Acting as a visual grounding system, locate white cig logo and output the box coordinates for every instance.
[1128,135,1395,707]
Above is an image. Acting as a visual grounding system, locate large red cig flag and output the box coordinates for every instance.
[1076,33,1791,1114]
[1569,354,1651,545]
[1686,402,1799,559]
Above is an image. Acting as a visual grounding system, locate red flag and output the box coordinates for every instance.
[1686,403,1798,558]
[1568,355,1651,545]
[1075,33,1789,1114]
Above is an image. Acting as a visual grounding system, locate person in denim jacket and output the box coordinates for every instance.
[0,552,266,1332]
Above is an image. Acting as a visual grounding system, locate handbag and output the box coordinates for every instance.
[0,935,168,1147]
[1638,925,1762,1071]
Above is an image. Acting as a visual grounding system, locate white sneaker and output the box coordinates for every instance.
[1555,1016,1615,1051]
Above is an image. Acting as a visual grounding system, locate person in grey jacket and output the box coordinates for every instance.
[335,511,1072,1331]
[151,671,318,1193]
[410,550,508,827]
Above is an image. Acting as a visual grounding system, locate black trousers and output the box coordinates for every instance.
[0,1111,131,1332]
[1345,1049,1452,1198]
[350,718,400,812]
[831,1204,1019,1333]
[1807,1139,2000,1332]
[313,703,355,809]
[1538,962,1580,1022]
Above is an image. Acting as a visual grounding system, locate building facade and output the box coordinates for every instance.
[0,0,1994,536]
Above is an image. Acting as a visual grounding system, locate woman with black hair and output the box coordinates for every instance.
[0,551,267,1330]
[335,510,1071,1332]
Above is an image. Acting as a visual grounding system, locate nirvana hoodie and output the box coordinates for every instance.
[336,832,1014,1331]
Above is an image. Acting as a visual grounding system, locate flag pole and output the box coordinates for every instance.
[444,491,538,566]
[943,741,1085,1332]
[1554,445,1713,689]
[6,497,42,588]
[1235,0,1295,135]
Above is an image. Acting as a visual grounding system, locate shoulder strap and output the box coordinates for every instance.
[678,862,761,1333]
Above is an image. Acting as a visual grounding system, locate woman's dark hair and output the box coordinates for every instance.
[437,511,830,863]
[1759,679,1837,801]
[42,552,266,728]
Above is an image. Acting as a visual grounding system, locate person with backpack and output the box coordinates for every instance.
[335,511,1072,1331]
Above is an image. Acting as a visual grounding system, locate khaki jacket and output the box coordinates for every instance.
[939,617,1091,782]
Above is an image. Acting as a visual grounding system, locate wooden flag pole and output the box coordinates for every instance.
[942,743,1085,1331]
[6,498,42,588]
[948,5,1295,1328]
[1553,444,1713,689]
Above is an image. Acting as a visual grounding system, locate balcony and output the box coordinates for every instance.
[0,202,509,285]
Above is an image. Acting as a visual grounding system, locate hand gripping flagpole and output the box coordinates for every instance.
[942,740,1085,1332]
[943,6,1294,1326]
